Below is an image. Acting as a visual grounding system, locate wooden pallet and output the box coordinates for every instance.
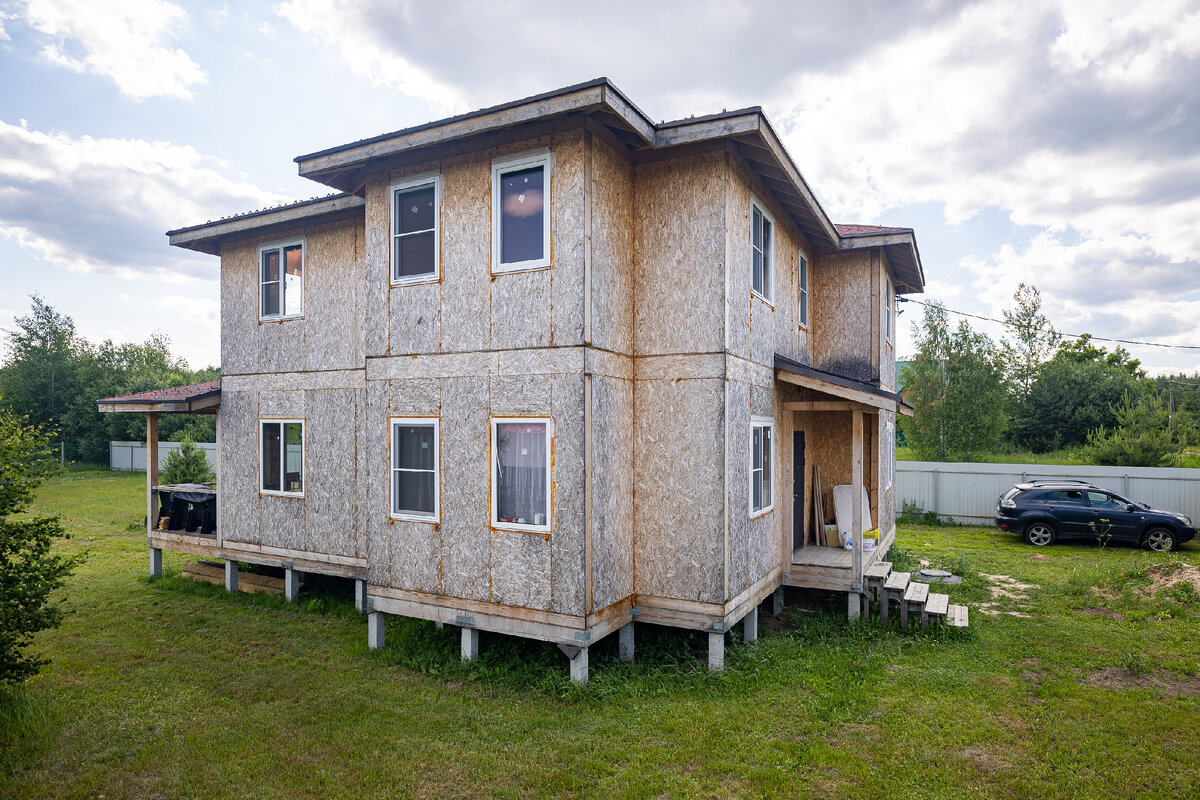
[181,561,297,596]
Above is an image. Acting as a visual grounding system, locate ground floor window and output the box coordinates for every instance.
[261,419,304,496]
[391,418,439,521]
[492,418,551,532]
[751,417,773,515]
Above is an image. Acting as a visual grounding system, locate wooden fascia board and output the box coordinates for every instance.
[838,232,915,250]
[653,113,761,148]
[167,195,365,252]
[775,370,895,411]
[298,85,609,180]
[98,401,191,414]
[599,83,656,145]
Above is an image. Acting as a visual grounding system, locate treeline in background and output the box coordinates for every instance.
[0,296,218,468]
[900,284,1200,467]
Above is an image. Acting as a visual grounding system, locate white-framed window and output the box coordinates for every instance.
[259,240,304,320]
[261,419,304,496]
[798,252,809,328]
[885,416,895,489]
[885,275,894,342]
[390,417,439,521]
[491,417,552,532]
[391,174,441,284]
[750,417,774,516]
[751,197,774,303]
[492,151,554,273]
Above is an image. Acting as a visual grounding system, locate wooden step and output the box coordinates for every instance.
[879,571,910,626]
[901,581,929,627]
[923,592,950,629]
[865,561,892,581]
[947,604,970,628]
[181,561,298,596]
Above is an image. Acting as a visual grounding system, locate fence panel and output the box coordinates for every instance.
[897,461,1200,524]
[109,441,218,473]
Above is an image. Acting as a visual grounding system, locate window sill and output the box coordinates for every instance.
[259,315,304,324]
[391,274,439,288]
[750,505,775,520]
[261,490,304,499]
[751,291,774,309]
[493,521,551,534]
[493,262,551,276]
[391,512,439,524]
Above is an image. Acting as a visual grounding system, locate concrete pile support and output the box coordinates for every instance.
[618,623,635,663]
[224,560,238,593]
[368,611,385,650]
[461,628,479,662]
[708,632,725,671]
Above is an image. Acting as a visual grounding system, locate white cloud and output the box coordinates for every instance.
[0,120,288,281]
[0,11,11,40]
[23,0,207,100]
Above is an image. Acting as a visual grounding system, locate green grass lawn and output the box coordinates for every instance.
[4,471,1200,798]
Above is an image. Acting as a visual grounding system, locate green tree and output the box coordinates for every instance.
[899,302,1008,460]
[160,436,215,485]
[0,295,82,435]
[1011,335,1144,453]
[1084,393,1182,467]
[1001,283,1059,400]
[0,403,79,684]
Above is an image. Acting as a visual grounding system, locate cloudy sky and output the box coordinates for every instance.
[1,0,1198,373]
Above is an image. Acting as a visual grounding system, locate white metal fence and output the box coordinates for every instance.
[897,461,1200,524]
[109,441,217,472]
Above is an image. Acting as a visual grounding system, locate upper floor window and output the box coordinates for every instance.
[798,253,809,328]
[391,417,439,521]
[751,198,774,303]
[492,418,552,532]
[492,151,553,273]
[391,175,441,284]
[259,240,304,320]
[261,419,304,496]
[750,417,774,516]
[885,275,894,342]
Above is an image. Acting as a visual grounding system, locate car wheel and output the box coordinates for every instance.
[1144,528,1178,552]
[1024,521,1056,547]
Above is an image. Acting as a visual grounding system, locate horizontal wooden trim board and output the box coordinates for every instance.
[149,534,367,580]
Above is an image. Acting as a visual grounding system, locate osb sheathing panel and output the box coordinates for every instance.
[304,389,359,557]
[880,251,897,390]
[725,153,810,367]
[259,390,304,420]
[217,390,258,546]
[360,129,586,358]
[386,378,441,416]
[364,379,392,587]
[491,269,552,350]
[389,281,441,355]
[389,520,441,593]
[750,383,781,582]
[490,374,551,417]
[437,376,490,602]
[491,531,552,610]
[632,150,725,356]
[550,374,586,616]
[589,132,635,355]
[802,410,880,539]
[259,495,305,552]
[590,375,634,609]
[726,379,751,597]
[219,220,363,376]
[812,250,875,381]
[634,377,725,603]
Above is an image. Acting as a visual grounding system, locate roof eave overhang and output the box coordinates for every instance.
[838,231,925,294]
[167,194,365,254]
[774,354,909,414]
[97,389,221,415]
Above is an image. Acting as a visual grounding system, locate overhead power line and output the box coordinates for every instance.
[898,297,1200,351]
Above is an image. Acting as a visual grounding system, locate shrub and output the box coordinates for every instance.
[0,403,80,684]
[160,436,214,485]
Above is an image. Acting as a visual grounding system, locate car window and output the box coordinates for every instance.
[1087,491,1125,510]
[1047,490,1087,506]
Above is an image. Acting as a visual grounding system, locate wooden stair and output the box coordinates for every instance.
[864,563,969,630]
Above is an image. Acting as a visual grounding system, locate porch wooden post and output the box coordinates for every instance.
[146,412,160,577]
[848,408,864,620]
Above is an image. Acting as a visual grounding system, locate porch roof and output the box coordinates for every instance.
[97,380,221,414]
[774,354,912,415]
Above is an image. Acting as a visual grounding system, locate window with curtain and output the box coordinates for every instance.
[751,418,773,515]
[492,419,550,531]
[261,419,304,496]
[391,419,438,520]
[259,240,304,319]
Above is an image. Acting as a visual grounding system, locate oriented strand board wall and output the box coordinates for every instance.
[590,373,634,610]
[363,364,588,615]
[220,217,365,376]
[812,250,874,382]
[589,130,635,355]
[217,384,364,559]
[633,375,725,603]
[880,251,897,390]
[361,128,588,360]
[632,150,726,356]
[725,374,783,599]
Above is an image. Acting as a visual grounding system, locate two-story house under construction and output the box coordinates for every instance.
[101,79,923,682]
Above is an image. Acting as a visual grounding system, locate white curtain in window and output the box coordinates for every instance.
[495,422,547,524]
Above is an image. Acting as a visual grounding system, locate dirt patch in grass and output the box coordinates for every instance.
[959,744,1013,773]
[1143,562,1200,595]
[1015,658,1049,686]
[1030,553,1050,561]
[1083,668,1200,697]
[978,574,1038,617]
[1076,607,1127,621]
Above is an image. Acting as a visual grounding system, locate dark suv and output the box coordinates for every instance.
[994,480,1196,552]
